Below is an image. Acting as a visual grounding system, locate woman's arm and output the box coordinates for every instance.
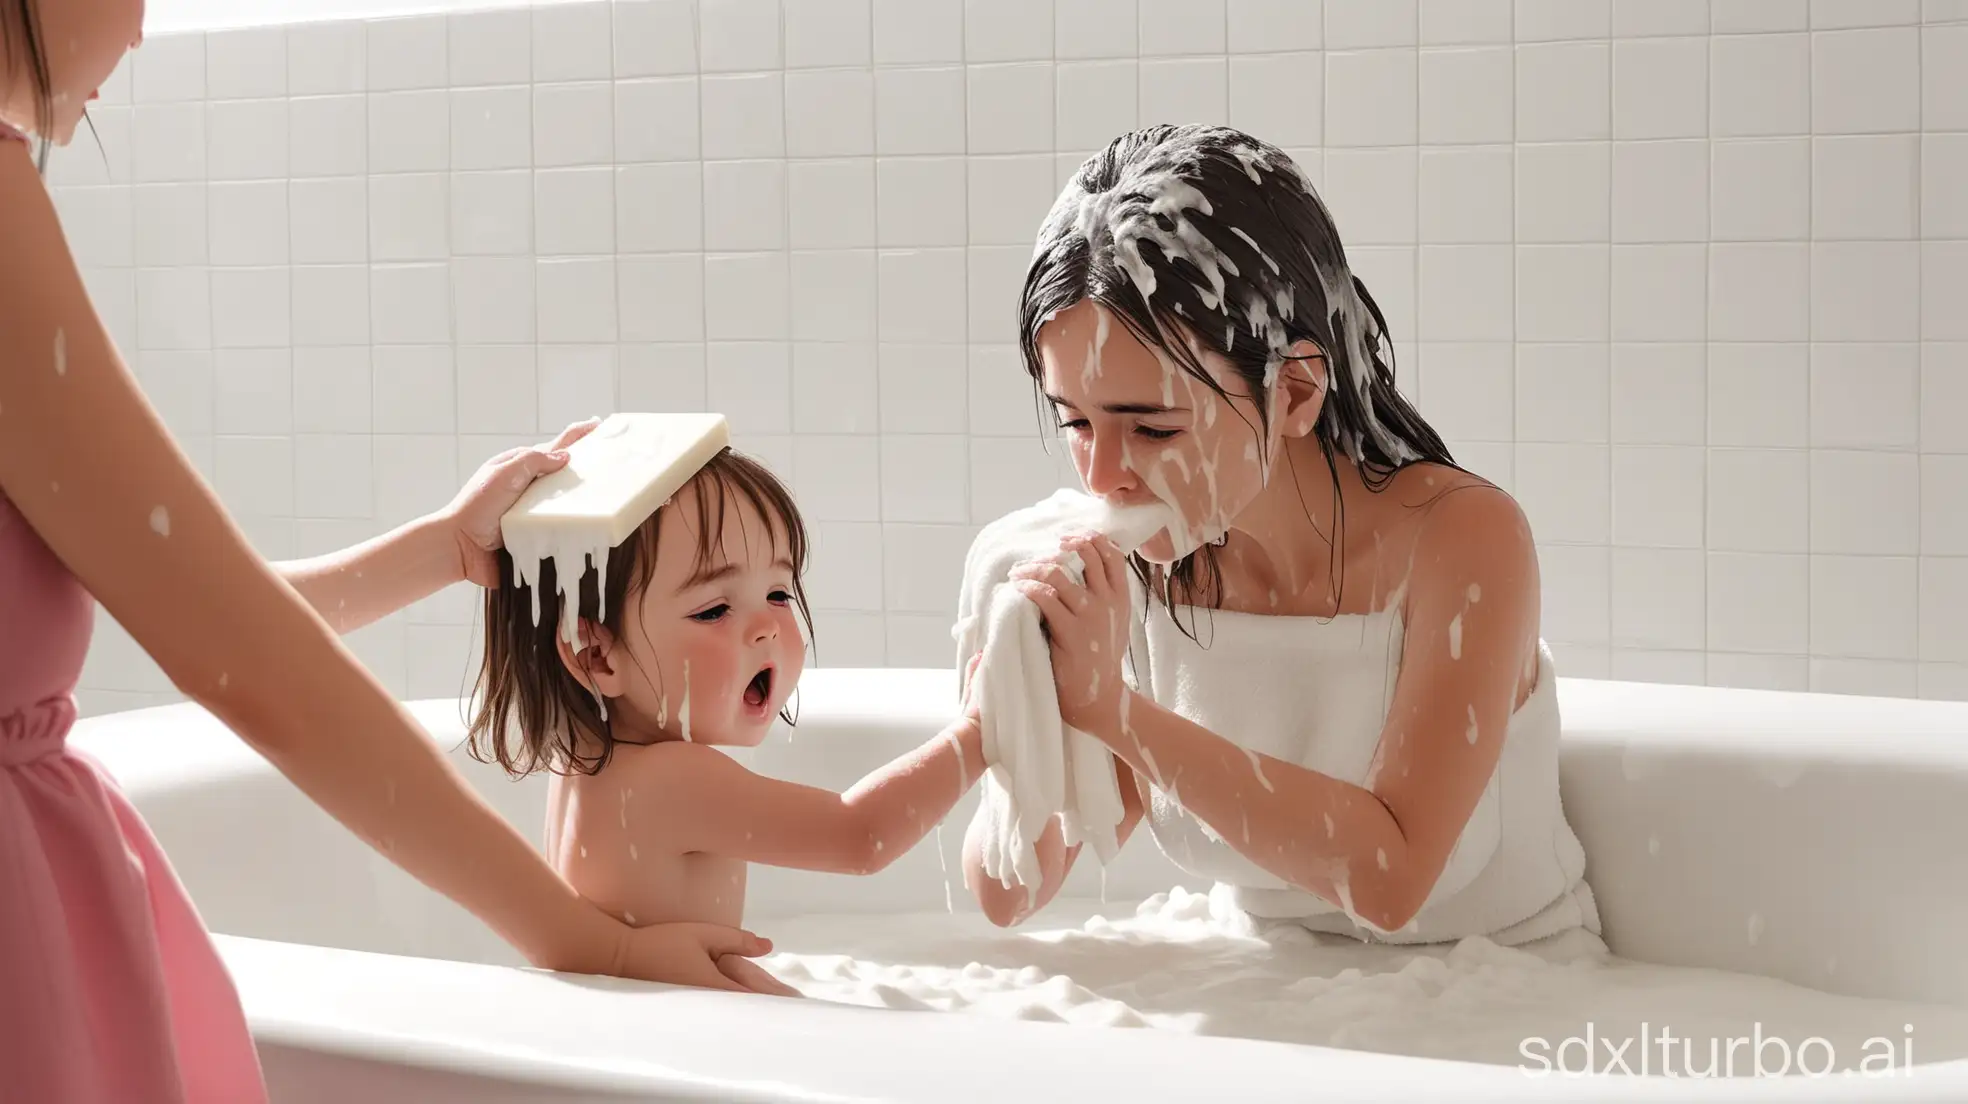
[277,422,597,634]
[962,757,1147,927]
[1024,487,1540,934]
[637,718,987,876]
[0,147,767,988]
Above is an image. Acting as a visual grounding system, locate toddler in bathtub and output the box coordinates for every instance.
[467,446,988,996]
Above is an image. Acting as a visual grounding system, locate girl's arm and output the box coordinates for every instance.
[1026,487,1540,935]
[277,422,598,634]
[274,514,462,635]
[961,756,1146,927]
[0,146,765,986]
[640,718,987,876]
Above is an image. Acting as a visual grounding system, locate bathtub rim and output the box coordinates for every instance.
[219,929,1968,1104]
[69,670,1968,1101]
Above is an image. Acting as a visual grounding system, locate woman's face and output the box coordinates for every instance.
[1,0,145,143]
[1037,299,1302,563]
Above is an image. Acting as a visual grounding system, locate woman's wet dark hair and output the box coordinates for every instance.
[468,447,815,779]
[1017,123,1468,632]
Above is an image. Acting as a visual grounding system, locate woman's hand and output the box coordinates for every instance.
[1008,531,1131,735]
[441,419,601,587]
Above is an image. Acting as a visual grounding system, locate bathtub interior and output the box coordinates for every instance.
[80,666,1968,1086]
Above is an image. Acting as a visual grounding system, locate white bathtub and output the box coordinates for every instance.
[72,667,1968,1102]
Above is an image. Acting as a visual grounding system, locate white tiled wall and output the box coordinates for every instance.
[52,0,1968,715]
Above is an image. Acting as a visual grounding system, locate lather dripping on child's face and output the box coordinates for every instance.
[606,482,807,748]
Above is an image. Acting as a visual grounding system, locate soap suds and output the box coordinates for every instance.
[1447,614,1463,659]
[1464,705,1479,745]
[506,536,609,652]
[1242,746,1274,792]
[54,328,66,375]
[1041,129,1417,468]
[679,659,692,741]
[935,824,953,913]
[149,506,171,537]
[761,890,1965,1075]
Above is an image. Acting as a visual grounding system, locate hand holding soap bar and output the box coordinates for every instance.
[499,412,730,645]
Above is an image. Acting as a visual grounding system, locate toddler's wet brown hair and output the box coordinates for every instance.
[468,448,812,778]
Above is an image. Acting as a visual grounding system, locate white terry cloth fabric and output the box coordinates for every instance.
[953,489,1176,901]
[1125,577,1600,948]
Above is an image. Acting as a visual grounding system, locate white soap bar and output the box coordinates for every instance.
[499,412,729,645]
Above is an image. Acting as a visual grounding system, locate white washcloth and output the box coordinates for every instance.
[953,489,1175,901]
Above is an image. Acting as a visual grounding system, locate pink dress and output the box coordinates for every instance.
[2,124,269,1103]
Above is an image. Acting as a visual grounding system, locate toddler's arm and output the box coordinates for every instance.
[640,718,986,876]
[273,513,462,634]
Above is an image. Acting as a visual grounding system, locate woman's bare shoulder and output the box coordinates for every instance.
[1370,461,1537,605]
[1384,460,1514,513]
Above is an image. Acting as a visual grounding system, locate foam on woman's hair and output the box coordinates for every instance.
[499,412,730,648]
[1038,125,1418,466]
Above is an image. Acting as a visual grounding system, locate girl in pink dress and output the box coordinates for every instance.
[1,3,778,1100]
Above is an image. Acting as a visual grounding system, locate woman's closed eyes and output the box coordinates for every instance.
[1054,418,1182,441]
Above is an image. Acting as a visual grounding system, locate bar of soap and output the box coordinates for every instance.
[500,412,729,644]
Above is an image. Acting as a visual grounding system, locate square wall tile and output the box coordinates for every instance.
[1420,48,1512,145]
[1613,38,1707,140]
[1517,42,1610,142]
[1228,54,1322,148]
[1326,50,1418,146]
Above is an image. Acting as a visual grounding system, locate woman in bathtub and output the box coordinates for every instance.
[467,447,988,997]
[964,124,1600,951]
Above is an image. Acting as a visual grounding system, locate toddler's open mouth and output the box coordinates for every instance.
[743,665,774,711]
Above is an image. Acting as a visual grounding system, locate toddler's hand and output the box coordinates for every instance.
[960,652,983,723]
[441,418,601,586]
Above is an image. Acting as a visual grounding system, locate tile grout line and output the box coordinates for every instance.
[1605,14,1617,674]
[1804,2,1817,687]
